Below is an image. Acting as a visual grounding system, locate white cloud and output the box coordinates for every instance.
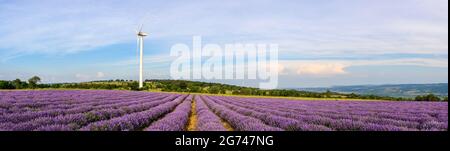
[280,61,348,77]
[107,55,176,66]
[0,0,447,88]
[353,58,449,68]
[75,72,106,81]
[96,72,105,78]
[0,0,447,61]
[280,58,448,77]
[75,73,90,81]
[105,52,448,79]
[0,0,141,59]
[296,63,347,76]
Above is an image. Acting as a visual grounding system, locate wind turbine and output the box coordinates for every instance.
[136,24,148,88]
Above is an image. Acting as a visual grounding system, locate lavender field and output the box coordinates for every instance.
[0,90,447,131]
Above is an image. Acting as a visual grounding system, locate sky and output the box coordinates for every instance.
[0,0,448,88]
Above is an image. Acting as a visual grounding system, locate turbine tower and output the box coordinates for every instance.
[136,24,148,88]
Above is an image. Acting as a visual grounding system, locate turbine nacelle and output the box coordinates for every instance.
[136,24,148,37]
[137,32,148,37]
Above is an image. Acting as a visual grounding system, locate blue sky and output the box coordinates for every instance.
[0,0,448,88]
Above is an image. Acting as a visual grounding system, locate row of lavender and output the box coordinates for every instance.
[198,96,448,131]
[0,90,189,131]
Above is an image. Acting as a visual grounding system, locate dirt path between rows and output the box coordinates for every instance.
[186,98,198,131]
[187,95,234,131]
[221,119,234,131]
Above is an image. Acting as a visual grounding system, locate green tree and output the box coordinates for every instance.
[128,82,139,91]
[415,94,441,102]
[12,79,24,89]
[179,82,188,90]
[169,84,179,91]
[0,81,14,89]
[324,90,332,98]
[189,86,201,93]
[209,86,220,94]
[28,76,41,89]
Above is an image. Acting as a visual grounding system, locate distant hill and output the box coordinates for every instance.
[297,83,448,98]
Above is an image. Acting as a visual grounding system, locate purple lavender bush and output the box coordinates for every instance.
[0,90,447,131]
[144,95,193,131]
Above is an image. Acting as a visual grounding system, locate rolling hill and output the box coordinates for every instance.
[297,83,448,98]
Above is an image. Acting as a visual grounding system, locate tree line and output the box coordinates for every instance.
[0,76,42,89]
[145,80,447,102]
[1,77,447,102]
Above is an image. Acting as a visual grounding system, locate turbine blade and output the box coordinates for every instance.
[135,24,141,34]
[139,24,144,32]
